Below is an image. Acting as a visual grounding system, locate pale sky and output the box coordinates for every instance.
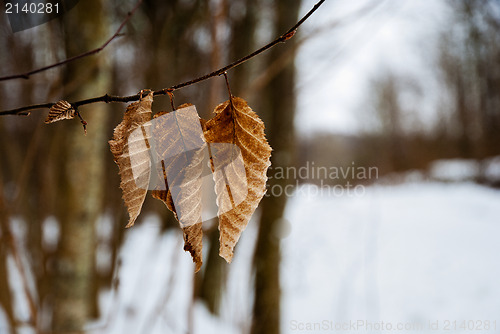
[295,0,453,135]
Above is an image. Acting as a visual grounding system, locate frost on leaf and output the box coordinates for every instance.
[150,103,206,272]
[109,92,153,228]
[204,97,272,263]
[45,100,75,124]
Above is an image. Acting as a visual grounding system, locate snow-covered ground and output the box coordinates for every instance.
[3,179,499,333]
[282,182,500,333]
[429,157,500,184]
[82,180,500,334]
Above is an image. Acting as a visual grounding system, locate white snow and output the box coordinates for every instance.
[429,157,500,184]
[88,214,257,334]
[429,159,480,182]
[41,216,60,252]
[485,157,500,183]
[3,181,500,334]
[88,181,500,334]
[282,182,500,333]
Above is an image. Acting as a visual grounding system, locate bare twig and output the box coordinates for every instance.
[0,0,144,82]
[0,0,326,117]
[247,0,387,97]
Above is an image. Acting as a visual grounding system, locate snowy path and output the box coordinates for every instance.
[282,182,500,333]
[89,181,500,334]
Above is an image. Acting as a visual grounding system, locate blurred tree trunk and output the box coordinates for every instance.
[374,74,408,171]
[50,0,110,331]
[0,178,15,334]
[198,0,259,315]
[464,1,500,157]
[142,0,209,113]
[0,28,17,334]
[196,0,228,314]
[454,67,473,158]
[229,0,258,95]
[441,0,500,159]
[251,1,300,333]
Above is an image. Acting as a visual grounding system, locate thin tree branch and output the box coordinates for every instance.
[0,0,325,117]
[0,0,144,82]
[248,0,386,97]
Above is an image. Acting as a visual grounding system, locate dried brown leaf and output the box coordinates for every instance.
[151,103,206,272]
[182,223,203,272]
[45,100,75,124]
[204,97,272,263]
[109,92,153,228]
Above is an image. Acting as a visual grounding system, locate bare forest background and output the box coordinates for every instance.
[0,0,499,333]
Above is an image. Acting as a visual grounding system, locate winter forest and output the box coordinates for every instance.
[0,0,500,333]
